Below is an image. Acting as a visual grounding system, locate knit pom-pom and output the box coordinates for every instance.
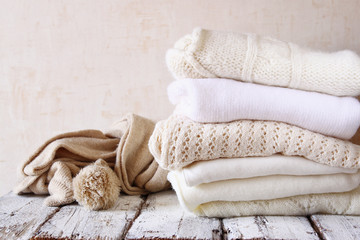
[73,159,121,210]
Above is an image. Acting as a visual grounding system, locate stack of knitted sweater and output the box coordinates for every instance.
[149,28,360,217]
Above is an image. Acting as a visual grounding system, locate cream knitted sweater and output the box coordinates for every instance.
[149,115,360,170]
[194,186,360,217]
[168,170,360,211]
[166,28,360,96]
[182,155,357,187]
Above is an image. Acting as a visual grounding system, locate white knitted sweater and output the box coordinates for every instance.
[166,28,360,96]
[168,78,360,139]
[149,115,360,170]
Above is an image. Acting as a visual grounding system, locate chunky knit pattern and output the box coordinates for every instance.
[194,186,360,217]
[73,159,121,210]
[149,115,360,170]
[166,28,360,96]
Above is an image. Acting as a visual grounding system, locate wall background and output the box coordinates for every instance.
[1,0,360,196]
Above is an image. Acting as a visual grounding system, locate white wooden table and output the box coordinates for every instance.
[1,190,359,240]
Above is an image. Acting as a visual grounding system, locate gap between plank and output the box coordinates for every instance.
[121,194,149,239]
[220,218,227,240]
[30,207,61,239]
[307,215,324,240]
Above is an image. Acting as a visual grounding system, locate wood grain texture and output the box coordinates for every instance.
[0,193,59,240]
[32,194,144,240]
[2,192,360,239]
[125,190,222,240]
[223,216,319,240]
[310,215,360,240]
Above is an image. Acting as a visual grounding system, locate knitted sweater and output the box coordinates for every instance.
[182,155,357,187]
[168,78,360,139]
[168,170,360,211]
[194,186,360,217]
[149,115,360,170]
[166,28,360,96]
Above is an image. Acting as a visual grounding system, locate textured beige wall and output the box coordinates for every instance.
[1,0,360,196]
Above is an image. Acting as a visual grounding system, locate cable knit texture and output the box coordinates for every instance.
[166,28,360,96]
[168,78,360,139]
[194,186,360,217]
[149,115,360,170]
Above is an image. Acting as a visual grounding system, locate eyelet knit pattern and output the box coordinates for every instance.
[166,28,360,96]
[149,115,360,171]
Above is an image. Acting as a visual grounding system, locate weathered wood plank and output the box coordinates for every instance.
[223,216,319,240]
[0,192,59,240]
[5,191,360,240]
[125,190,222,240]
[32,194,145,240]
[310,215,360,240]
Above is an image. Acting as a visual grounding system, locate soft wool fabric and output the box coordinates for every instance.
[168,78,360,139]
[182,155,357,187]
[73,159,121,210]
[14,113,170,207]
[168,170,360,211]
[149,115,360,171]
[108,114,170,195]
[14,130,118,206]
[45,161,81,206]
[194,186,360,217]
[166,28,360,96]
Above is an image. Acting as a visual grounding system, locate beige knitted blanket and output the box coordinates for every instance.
[149,115,360,170]
[14,113,170,207]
